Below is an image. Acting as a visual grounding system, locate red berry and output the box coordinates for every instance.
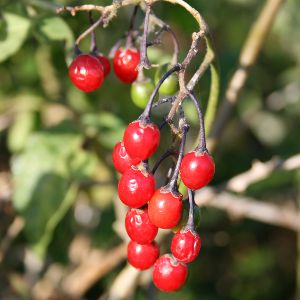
[148,188,183,229]
[152,254,188,292]
[118,167,155,208]
[69,54,104,92]
[123,120,160,161]
[113,48,140,83]
[125,208,158,244]
[97,54,111,77]
[180,151,215,190]
[171,229,201,263]
[112,142,140,174]
[127,240,159,270]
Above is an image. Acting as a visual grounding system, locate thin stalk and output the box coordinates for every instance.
[89,12,97,53]
[168,123,189,191]
[125,5,139,48]
[204,62,220,137]
[108,39,123,58]
[186,189,195,229]
[166,25,179,65]
[140,64,181,122]
[76,15,104,46]
[139,3,152,69]
[151,149,177,174]
[152,96,176,109]
[188,90,206,151]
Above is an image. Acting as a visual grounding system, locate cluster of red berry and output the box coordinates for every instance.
[67,8,215,293]
[68,46,140,92]
[112,115,215,291]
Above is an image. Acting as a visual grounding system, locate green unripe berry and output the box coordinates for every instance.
[155,64,178,96]
[131,79,155,109]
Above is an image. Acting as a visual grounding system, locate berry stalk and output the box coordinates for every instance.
[140,64,181,123]
[125,5,139,48]
[167,123,189,191]
[186,189,195,230]
[188,90,207,152]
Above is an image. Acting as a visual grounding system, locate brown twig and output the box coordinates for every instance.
[195,188,300,232]
[194,153,300,231]
[108,264,141,300]
[207,0,286,151]
[226,154,300,193]
[57,4,105,15]
[61,243,127,298]
[0,217,24,263]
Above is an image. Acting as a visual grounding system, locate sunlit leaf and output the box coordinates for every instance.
[0,13,30,62]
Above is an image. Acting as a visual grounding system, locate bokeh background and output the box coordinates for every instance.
[0,0,300,299]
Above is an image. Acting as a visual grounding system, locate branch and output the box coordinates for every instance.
[195,188,300,232]
[106,229,170,299]
[195,154,300,231]
[208,0,286,151]
[108,264,141,300]
[0,217,24,263]
[57,4,105,15]
[226,154,300,193]
[61,243,127,298]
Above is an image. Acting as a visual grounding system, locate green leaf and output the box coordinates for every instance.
[38,16,74,62]
[12,124,96,257]
[81,112,126,149]
[0,13,30,62]
[32,183,79,258]
[12,130,80,212]
[8,110,38,153]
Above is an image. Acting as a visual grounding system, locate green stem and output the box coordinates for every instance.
[33,183,79,259]
[205,61,220,136]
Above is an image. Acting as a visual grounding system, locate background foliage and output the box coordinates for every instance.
[0,0,299,299]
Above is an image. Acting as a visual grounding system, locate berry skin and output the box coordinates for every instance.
[125,208,158,244]
[152,254,188,292]
[69,54,104,92]
[112,142,140,174]
[127,240,159,270]
[180,151,215,190]
[123,120,160,161]
[113,48,140,83]
[131,79,154,109]
[148,188,183,229]
[171,229,201,263]
[118,167,155,208]
[97,54,111,77]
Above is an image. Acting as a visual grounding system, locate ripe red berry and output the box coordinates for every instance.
[112,142,140,174]
[152,254,188,292]
[123,120,160,161]
[171,229,201,263]
[97,54,111,77]
[127,240,159,270]
[113,48,140,83]
[69,54,104,92]
[148,188,183,229]
[118,167,155,208]
[125,208,158,244]
[180,151,215,190]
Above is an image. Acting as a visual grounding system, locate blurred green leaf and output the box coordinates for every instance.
[0,12,30,62]
[33,183,79,258]
[12,124,96,257]
[8,110,39,153]
[37,16,74,62]
[81,112,126,149]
